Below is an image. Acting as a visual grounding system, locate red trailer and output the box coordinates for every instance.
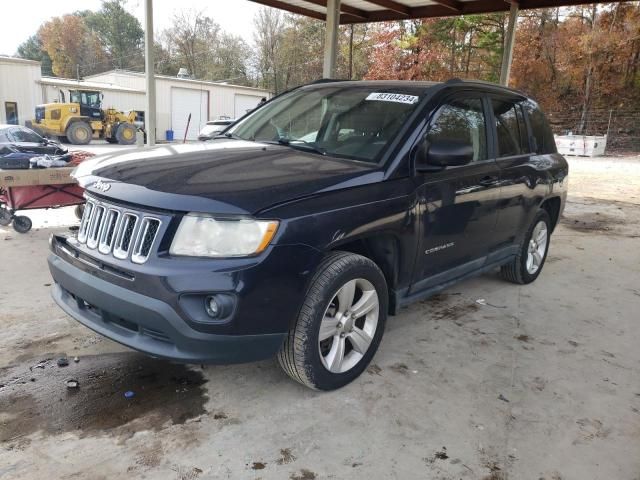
[0,166,86,233]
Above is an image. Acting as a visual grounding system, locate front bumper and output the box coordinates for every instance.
[48,235,323,364]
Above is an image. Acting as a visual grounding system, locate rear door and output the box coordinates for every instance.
[410,93,501,293]
[490,96,547,245]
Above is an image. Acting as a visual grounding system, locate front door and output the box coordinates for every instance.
[410,95,501,294]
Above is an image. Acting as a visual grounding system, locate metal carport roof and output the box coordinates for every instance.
[247,0,620,23]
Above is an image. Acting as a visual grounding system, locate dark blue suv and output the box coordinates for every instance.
[48,80,567,390]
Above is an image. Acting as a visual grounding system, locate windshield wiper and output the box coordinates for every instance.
[266,138,326,156]
[215,132,245,140]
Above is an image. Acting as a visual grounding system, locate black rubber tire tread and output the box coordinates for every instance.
[13,215,32,234]
[66,122,92,145]
[116,123,136,145]
[74,204,85,220]
[277,251,387,390]
[500,209,551,285]
[0,209,12,226]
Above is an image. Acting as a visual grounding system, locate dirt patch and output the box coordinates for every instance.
[515,334,531,343]
[276,448,297,465]
[561,212,617,233]
[366,364,382,375]
[425,295,480,323]
[0,352,207,442]
[389,363,409,375]
[290,469,316,480]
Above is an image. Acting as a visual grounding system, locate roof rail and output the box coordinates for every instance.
[445,78,464,84]
[310,78,350,84]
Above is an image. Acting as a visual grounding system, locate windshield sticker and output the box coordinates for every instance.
[365,92,419,104]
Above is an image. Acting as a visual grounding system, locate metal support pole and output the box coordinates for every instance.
[500,1,519,87]
[323,0,341,78]
[144,0,156,146]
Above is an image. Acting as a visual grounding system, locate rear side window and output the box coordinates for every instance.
[524,100,557,154]
[491,99,528,157]
[428,98,487,162]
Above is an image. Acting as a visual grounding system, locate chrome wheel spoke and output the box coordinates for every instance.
[526,220,548,274]
[350,290,377,319]
[319,316,340,341]
[318,277,381,374]
[336,280,356,314]
[326,336,346,372]
[348,327,372,354]
[532,250,542,266]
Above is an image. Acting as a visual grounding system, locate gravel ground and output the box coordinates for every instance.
[0,154,639,480]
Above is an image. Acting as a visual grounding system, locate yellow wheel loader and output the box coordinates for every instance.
[27,90,139,146]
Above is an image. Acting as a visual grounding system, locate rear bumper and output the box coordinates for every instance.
[49,254,287,363]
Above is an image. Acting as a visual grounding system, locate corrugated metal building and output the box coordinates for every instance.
[0,56,42,125]
[85,71,269,140]
[0,57,270,140]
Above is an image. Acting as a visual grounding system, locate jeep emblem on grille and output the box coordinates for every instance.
[92,180,111,192]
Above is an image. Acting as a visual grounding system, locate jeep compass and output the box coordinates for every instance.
[48,80,568,390]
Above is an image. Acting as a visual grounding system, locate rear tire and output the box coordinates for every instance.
[66,122,92,145]
[278,251,388,391]
[116,123,136,145]
[500,209,551,285]
[0,208,12,226]
[13,215,32,234]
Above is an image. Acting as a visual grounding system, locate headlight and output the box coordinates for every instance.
[169,215,279,258]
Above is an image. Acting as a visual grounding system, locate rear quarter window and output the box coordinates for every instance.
[524,101,557,154]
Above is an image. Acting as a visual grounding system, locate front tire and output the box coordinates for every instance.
[500,209,551,284]
[278,252,388,391]
[66,122,92,145]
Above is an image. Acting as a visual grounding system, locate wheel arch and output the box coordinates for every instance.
[329,233,402,315]
[540,196,562,233]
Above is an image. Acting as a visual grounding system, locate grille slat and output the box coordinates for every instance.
[77,198,162,264]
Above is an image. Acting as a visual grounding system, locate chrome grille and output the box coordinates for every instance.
[77,198,162,264]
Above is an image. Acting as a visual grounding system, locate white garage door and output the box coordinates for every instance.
[171,88,208,141]
[234,94,263,118]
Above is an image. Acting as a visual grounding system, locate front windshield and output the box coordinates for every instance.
[11,127,42,143]
[70,91,101,107]
[228,85,424,163]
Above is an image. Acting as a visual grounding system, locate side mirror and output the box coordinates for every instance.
[415,138,474,171]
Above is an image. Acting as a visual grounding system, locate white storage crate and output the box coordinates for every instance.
[554,134,607,157]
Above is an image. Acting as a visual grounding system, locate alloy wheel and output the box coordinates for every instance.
[526,220,548,274]
[318,278,379,374]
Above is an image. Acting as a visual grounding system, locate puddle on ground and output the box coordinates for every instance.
[0,352,207,442]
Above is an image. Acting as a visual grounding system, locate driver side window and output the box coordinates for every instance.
[428,98,487,162]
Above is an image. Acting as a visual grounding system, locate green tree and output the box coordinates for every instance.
[84,0,144,70]
[16,34,54,76]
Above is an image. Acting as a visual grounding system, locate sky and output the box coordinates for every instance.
[0,0,263,56]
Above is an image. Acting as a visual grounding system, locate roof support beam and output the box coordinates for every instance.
[363,0,411,16]
[428,0,463,11]
[500,1,519,86]
[304,0,369,19]
[144,0,156,146]
[250,0,326,20]
[323,0,341,78]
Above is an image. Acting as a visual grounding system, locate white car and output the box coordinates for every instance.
[198,119,235,141]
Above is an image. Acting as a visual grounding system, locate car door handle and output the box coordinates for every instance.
[479,175,498,186]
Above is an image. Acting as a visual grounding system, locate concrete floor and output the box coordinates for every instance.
[1,155,639,480]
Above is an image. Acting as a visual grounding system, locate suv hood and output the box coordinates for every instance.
[74,140,382,215]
